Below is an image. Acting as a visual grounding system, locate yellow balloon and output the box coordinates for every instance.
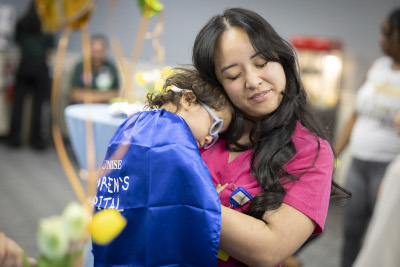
[88,209,127,245]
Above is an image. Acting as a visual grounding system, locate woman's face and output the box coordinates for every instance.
[214,27,286,121]
[380,19,400,59]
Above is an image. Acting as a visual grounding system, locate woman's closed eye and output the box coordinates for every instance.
[229,73,242,81]
[256,61,268,68]
[226,60,268,81]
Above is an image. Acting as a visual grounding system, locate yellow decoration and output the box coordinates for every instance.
[133,66,172,95]
[88,209,127,245]
[218,250,229,261]
[135,72,147,86]
[161,66,173,79]
[140,0,163,18]
[154,79,164,93]
[334,158,340,169]
[34,0,95,32]
[163,85,173,93]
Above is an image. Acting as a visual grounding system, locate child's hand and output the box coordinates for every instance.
[216,183,228,194]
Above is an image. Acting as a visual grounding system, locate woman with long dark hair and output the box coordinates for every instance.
[193,8,350,266]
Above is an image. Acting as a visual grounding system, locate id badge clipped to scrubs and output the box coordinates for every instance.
[230,186,253,208]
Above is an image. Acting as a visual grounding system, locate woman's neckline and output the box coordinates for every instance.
[228,150,248,163]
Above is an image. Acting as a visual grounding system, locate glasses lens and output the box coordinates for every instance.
[210,120,223,136]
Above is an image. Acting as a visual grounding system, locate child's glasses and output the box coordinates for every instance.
[198,101,223,149]
[170,86,223,149]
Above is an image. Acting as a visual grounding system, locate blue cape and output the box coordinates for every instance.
[92,109,221,266]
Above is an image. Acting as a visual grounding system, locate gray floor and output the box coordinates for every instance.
[0,141,345,267]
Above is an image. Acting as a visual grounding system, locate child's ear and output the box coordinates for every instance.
[180,91,197,109]
[184,91,197,104]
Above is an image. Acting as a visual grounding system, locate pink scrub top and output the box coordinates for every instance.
[201,121,334,266]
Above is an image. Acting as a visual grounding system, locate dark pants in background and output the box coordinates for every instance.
[341,158,389,267]
[9,59,51,149]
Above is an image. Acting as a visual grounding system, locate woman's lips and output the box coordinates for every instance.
[250,90,270,102]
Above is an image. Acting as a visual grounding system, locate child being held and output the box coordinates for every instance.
[92,68,233,266]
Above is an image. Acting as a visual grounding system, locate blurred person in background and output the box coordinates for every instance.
[335,8,400,267]
[7,1,55,150]
[352,111,400,267]
[69,34,120,104]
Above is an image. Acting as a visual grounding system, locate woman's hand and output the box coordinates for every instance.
[216,183,228,194]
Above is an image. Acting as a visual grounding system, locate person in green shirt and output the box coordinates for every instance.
[69,34,120,104]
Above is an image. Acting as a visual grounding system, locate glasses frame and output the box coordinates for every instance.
[198,101,224,149]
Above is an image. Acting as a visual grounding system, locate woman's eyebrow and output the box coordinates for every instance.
[251,51,261,59]
[221,64,237,73]
[220,52,262,73]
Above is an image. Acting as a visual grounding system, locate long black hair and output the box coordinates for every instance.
[387,8,400,39]
[193,8,350,219]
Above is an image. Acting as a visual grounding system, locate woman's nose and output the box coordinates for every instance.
[245,71,261,90]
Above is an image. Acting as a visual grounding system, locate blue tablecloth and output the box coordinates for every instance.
[64,104,127,170]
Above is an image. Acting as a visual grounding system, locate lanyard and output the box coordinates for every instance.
[229,185,252,208]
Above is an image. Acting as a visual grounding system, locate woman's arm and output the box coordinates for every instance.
[334,71,371,156]
[334,112,357,156]
[219,204,315,267]
[219,130,333,266]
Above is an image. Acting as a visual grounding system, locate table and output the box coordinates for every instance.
[64,104,127,170]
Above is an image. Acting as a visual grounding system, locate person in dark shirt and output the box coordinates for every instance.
[8,1,55,150]
[69,34,120,104]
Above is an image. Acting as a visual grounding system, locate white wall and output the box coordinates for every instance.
[86,0,399,94]
[5,0,399,94]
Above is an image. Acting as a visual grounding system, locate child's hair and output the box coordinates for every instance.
[147,67,233,114]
